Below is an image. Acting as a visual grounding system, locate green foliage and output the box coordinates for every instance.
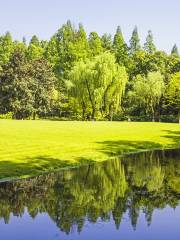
[0,48,56,119]
[30,58,57,119]
[130,71,164,120]
[88,32,103,56]
[0,112,13,119]
[0,22,179,122]
[113,26,129,66]
[0,47,34,119]
[101,33,112,51]
[144,30,156,54]
[69,52,128,119]
[166,72,180,122]
[0,32,14,68]
[171,44,179,56]
[129,26,141,54]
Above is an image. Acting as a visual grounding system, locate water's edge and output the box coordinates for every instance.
[0,146,179,184]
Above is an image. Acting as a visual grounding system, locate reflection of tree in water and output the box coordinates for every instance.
[0,149,179,234]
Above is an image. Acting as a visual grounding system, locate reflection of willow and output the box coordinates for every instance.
[0,149,179,233]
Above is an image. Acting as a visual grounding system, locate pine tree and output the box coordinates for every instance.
[129,26,141,54]
[113,26,128,66]
[88,32,103,56]
[30,35,40,46]
[144,30,156,54]
[101,33,112,51]
[171,44,179,56]
[54,20,76,75]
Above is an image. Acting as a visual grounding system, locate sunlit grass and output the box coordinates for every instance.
[0,120,179,180]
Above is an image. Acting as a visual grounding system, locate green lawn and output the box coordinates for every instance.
[0,120,179,180]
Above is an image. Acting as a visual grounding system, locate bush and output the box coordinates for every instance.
[160,115,178,123]
[0,112,13,119]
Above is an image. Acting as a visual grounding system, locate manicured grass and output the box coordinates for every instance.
[0,120,179,180]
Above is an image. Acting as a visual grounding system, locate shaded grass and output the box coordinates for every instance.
[0,120,179,180]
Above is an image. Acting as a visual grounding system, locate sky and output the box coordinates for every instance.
[0,0,180,53]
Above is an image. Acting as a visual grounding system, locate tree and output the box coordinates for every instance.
[101,33,112,51]
[67,61,90,120]
[144,30,156,54]
[88,32,103,56]
[69,23,89,61]
[30,58,57,119]
[113,26,129,66]
[44,35,59,69]
[0,32,14,69]
[69,52,128,120]
[166,72,180,123]
[27,35,44,60]
[0,47,34,119]
[130,71,164,121]
[54,20,76,76]
[171,44,179,56]
[129,26,141,54]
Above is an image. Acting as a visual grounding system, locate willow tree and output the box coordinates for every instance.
[69,52,128,120]
[131,71,164,121]
[166,72,180,123]
[68,60,90,120]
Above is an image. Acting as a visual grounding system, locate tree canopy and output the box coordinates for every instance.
[0,21,179,122]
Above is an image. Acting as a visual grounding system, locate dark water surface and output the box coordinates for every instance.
[0,149,180,240]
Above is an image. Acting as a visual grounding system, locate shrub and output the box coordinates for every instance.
[0,112,13,119]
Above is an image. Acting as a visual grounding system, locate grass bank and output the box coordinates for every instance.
[0,120,179,180]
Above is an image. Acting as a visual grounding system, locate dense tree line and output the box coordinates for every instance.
[0,21,179,122]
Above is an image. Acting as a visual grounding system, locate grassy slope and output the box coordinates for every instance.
[0,120,179,180]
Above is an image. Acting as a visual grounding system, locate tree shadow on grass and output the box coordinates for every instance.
[162,130,180,147]
[0,129,179,181]
[0,156,95,180]
[96,130,180,158]
[96,140,164,158]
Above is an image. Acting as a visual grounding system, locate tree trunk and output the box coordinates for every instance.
[33,112,36,120]
[152,113,155,122]
[81,101,86,121]
[82,107,86,121]
[109,104,113,121]
[151,101,155,122]
[92,108,96,121]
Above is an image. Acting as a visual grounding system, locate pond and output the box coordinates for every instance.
[0,149,179,240]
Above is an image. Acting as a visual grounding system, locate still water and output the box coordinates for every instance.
[0,149,179,240]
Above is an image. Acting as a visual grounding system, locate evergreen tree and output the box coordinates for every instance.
[88,32,103,56]
[171,44,179,56]
[129,26,141,54]
[101,33,112,51]
[144,30,156,54]
[113,26,129,66]
[22,36,27,46]
[54,20,76,75]
[30,35,40,46]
